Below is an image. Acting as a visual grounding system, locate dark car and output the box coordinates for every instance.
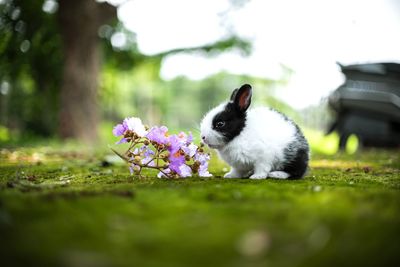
[327,62,400,150]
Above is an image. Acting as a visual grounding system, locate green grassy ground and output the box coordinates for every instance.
[0,146,399,267]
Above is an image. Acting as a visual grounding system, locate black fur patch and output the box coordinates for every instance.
[282,123,310,179]
[212,102,247,142]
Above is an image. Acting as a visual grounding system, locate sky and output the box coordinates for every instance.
[110,0,400,109]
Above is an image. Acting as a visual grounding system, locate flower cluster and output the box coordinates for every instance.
[112,117,212,178]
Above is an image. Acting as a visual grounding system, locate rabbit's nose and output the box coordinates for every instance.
[201,136,206,141]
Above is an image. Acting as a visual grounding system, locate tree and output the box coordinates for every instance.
[57,0,116,142]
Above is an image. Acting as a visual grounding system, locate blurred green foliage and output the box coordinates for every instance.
[0,0,333,153]
[0,0,253,141]
[0,0,332,153]
[101,70,295,131]
[0,0,62,136]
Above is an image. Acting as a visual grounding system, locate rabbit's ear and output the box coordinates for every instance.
[230,88,239,101]
[233,84,252,112]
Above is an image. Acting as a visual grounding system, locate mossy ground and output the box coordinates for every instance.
[0,146,399,267]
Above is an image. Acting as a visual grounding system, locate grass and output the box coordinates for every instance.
[0,145,399,267]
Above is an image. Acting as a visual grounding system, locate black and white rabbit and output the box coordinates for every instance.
[200,84,309,179]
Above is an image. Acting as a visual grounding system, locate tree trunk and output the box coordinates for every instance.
[58,0,115,143]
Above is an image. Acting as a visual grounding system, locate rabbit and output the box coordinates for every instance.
[200,84,309,179]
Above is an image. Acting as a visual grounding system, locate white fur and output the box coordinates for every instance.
[268,171,290,179]
[200,104,227,149]
[200,103,296,179]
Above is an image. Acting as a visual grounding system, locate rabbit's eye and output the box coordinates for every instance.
[216,121,225,128]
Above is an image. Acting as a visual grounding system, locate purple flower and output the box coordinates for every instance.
[179,164,192,177]
[146,126,169,144]
[169,154,185,174]
[169,154,192,177]
[187,132,193,144]
[123,117,147,136]
[167,134,183,155]
[142,156,155,166]
[116,138,128,144]
[113,123,126,137]
[181,143,198,158]
[178,131,193,145]
[112,117,212,178]
[194,153,210,164]
[141,147,155,166]
[143,146,154,157]
[198,163,212,177]
[194,153,212,177]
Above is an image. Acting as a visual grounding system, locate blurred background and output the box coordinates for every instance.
[0,0,399,154]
